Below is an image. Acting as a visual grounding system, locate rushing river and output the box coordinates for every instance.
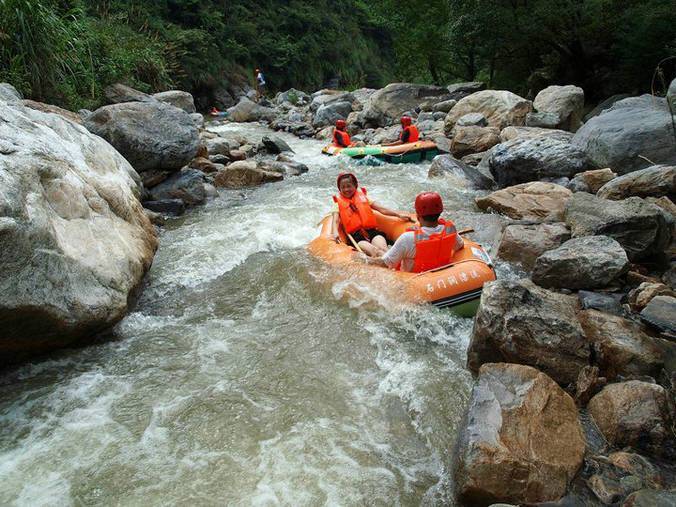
[0,123,509,506]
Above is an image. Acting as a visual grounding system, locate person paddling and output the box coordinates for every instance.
[361,192,463,271]
[331,172,412,257]
[384,115,420,146]
[332,119,352,147]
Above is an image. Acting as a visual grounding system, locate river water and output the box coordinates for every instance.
[0,123,506,506]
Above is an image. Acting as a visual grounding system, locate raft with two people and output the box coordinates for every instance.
[308,210,496,316]
[321,140,439,164]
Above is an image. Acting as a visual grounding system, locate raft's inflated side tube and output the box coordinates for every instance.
[307,211,496,317]
[321,140,439,163]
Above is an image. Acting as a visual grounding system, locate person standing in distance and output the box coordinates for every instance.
[255,68,266,102]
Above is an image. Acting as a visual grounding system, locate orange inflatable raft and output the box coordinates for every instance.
[307,211,497,316]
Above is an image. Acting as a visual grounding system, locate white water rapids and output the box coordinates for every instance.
[0,123,515,506]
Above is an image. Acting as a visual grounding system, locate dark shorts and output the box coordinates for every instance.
[350,228,380,244]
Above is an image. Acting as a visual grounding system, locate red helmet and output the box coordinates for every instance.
[415,192,443,216]
[335,119,346,130]
[401,115,412,127]
[336,172,358,189]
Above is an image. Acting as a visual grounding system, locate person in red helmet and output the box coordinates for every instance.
[361,192,463,272]
[332,119,352,148]
[384,115,420,146]
[331,172,413,256]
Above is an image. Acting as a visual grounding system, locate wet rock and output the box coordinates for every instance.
[533,85,585,132]
[147,169,207,206]
[628,282,675,312]
[142,199,185,216]
[451,210,509,255]
[21,99,82,124]
[312,100,352,128]
[578,310,664,381]
[229,149,246,161]
[640,295,676,337]
[143,208,165,226]
[189,157,224,174]
[567,168,617,193]
[532,236,629,289]
[84,101,199,173]
[432,99,457,113]
[588,381,674,459]
[209,153,231,166]
[622,489,676,506]
[574,366,607,406]
[428,154,495,189]
[468,279,589,385]
[361,83,451,126]
[260,135,293,154]
[488,136,591,187]
[213,161,283,188]
[152,90,196,113]
[461,151,488,167]
[597,165,676,200]
[226,97,277,122]
[141,169,171,189]
[104,83,153,104]
[0,82,22,102]
[499,126,574,143]
[447,81,486,100]
[572,95,676,175]
[451,126,500,158]
[0,101,157,364]
[430,134,452,154]
[475,182,572,222]
[206,137,240,157]
[578,290,626,317]
[454,363,585,506]
[456,112,488,127]
[258,160,308,177]
[189,113,204,129]
[525,111,561,129]
[583,94,630,122]
[496,222,570,270]
[564,193,672,261]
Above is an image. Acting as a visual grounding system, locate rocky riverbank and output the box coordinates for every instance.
[1,76,675,505]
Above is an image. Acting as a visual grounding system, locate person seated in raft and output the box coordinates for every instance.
[331,172,413,257]
[383,115,420,146]
[360,191,464,272]
[332,119,353,147]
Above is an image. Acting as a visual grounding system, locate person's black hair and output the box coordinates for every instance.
[421,213,441,222]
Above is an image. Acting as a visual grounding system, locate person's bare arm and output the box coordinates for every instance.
[371,202,414,222]
[454,235,464,252]
[330,213,340,242]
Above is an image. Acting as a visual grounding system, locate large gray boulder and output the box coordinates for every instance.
[476,182,572,222]
[312,100,352,128]
[532,235,629,289]
[446,90,532,132]
[0,82,22,103]
[567,168,617,193]
[361,83,451,126]
[213,161,283,188]
[468,279,590,386]
[597,165,675,200]
[454,363,585,506]
[0,102,157,365]
[533,85,585,132]
[447,81,485,100]
[488,136,591,187]
[84,101,199,173]
[496,223,571,270]
[640,295,676,336]
[226,97,277,122]
[104,83,153,104]
[583,94,630,122]
[588,381,674,459]
[572,95,676,175]
[668,77,676,110]
[152,90,196,113]
[500,126,573,143]
[147,169,208,206]
[309,91,354,112]
[578,310,664,381]
[451,126,500,158]
[564,193,671,260]
[428,154,495,189]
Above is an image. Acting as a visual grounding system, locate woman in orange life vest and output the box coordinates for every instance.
[383,115,420,146]
[331,172,413,257]
[360,191,464,272]
[332,119,353,147]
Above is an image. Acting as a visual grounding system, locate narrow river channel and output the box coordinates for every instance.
[0,123,513,506]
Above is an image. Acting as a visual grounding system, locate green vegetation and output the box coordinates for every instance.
[1,0,674,109]
[0,0,393,110]
[363,0,676,100]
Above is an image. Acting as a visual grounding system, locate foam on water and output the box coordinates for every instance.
[0,122,498,505]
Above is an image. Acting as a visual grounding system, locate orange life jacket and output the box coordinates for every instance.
[333,129,351,147]
[400,125,420,143]
[333,188,377,235]
[409,218,458,273]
